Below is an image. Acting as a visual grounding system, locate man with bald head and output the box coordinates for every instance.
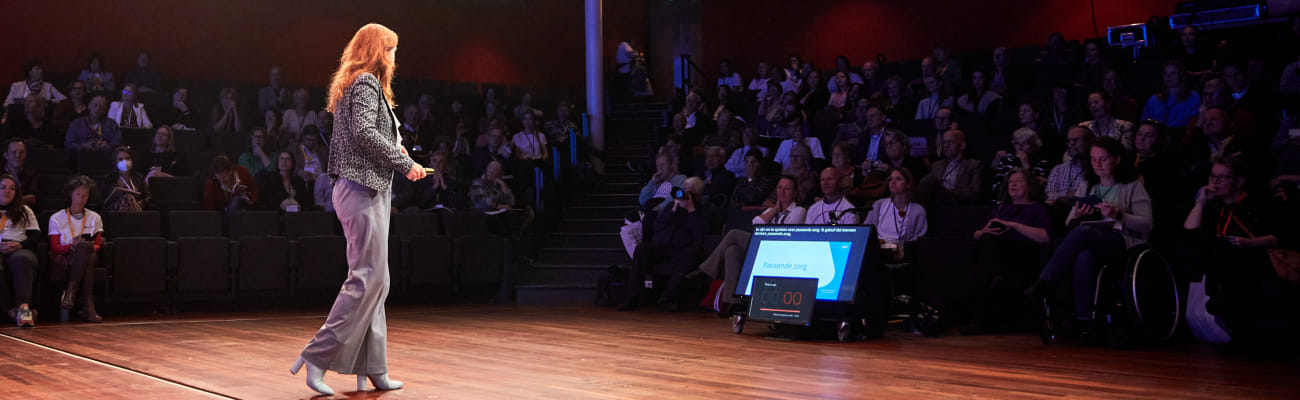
[1184,106,1253,189]
[917,129,984,205]
[806,167,860,225]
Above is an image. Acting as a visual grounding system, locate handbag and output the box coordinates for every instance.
[1231,216,1300,284]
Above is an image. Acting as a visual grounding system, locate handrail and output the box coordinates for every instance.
[679,54,710,94]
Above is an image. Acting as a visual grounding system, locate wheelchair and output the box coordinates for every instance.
[1040,244,1181,348]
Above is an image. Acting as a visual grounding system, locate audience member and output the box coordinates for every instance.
[700,146,736,207]
[1046,126,1094,205]
[782,143,819,204]
[3,140,37,206]
[203,155,258,212]
[1172,26,1214,75]
[65,96,121,151]
[163,88,198,130]
[1075,40,1111,90]
[108,83,152,129]
[1045,84,1085,138]
[238,128,275,176]
[4,95,52,145]
[806,167,860,225]
[5,59,66,106]
[1101,68,1141,123]
[1026,137,1153,336]
[1080,90,1132,150]
[914,75,953,120]
[47,175,103,322]
[400,105,430,152]
[864,167,928,260]
[619,177,706,312]
[638,154,686,211]
[725,127,767,178]
[256,151,312,212]
[513,92,544,122]
[1183,107,1251,189]
[211,88,245,133]
[774,118,824,169]
[717,59,742,89]
[962,169,1052,334]
[0,174,40,327]
[512,113,549,162]
[296,126,328,182]
[747,61,771,97]
[880,76,913,121]
[956,70,1002,114]
[102,147,150,212]
[283,88,322,135]
[144,125,180,181]
[123,52,162,94]
[52,81,89,132]
[933,44,963,92]
[411,151,465,210]
[695,175,805,315]
[799,70,830,111]
[258,66,288,113]
[77,53,115,95]
[1133,121,1180,235]
[859,61,884,99]
[917,129,984,205]
[264,110,292,152]
[729,149,777,208]
[1141,61,1202,128]
[992,129,1053,195]
[469,160,515,211]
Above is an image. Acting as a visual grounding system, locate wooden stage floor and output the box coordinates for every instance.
[0,304,1296,399]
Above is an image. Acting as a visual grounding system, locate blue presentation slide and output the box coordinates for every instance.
[742,241,851,300]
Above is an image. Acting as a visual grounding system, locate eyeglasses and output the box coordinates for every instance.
[1209,174,1235,182]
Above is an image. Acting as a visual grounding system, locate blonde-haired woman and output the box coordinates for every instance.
[291,23,423,395]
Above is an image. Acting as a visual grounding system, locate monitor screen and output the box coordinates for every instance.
[735,225,874,302]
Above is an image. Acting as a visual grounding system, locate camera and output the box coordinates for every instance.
[670,186,689,200]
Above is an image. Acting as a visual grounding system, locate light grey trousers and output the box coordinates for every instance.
[697,229,752,304]
[301,178,392,375]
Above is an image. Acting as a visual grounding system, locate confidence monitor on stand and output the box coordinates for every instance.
[733,225,887,339]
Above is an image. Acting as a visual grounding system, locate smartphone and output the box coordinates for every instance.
[1075,195,1103,207]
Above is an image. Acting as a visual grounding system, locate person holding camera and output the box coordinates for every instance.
[47,176,103,322]
[619,178,705,312]
[204,155,259,212]
[1025,137,1152,336]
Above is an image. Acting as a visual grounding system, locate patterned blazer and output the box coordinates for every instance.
[328,73,414,193]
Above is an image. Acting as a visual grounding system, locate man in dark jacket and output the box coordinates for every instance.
[620,177,705,312]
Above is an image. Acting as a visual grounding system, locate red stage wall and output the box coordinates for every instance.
[700,0,1182,74]
[2,0,646,91]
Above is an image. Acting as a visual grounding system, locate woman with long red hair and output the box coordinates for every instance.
[290,23,424,395]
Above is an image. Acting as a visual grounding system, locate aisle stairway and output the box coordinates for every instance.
[513,102,669,304]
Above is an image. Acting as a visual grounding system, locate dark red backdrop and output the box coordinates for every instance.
[3,0,645,91]
[700,0,1182,75]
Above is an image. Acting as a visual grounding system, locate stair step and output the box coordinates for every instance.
[545,232,624,249]
[556,218,626,233]
[517,263,611,284]
[514,284,598,305]
[538,248,629,266]
[564,206,632,219]
[568,193,638,207]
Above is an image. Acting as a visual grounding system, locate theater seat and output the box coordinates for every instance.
[102,211,163,239]
[236,236,291,292]
[295,235,348,290]
[104,237,171,300]
[75,150,115,177]
[25,148,72,173]
[166,210,224,240]
[231,210,282,238]
[285,211,341,239]
[174,236,232,296]
[927,205,994,237]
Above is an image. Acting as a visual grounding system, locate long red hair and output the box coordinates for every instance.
[326,23,398,113]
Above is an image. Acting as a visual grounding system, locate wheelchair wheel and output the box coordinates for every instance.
[1123,246,1180,342]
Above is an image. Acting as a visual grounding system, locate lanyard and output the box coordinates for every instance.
[119,175,135,192]
[0,213,7,233]
[890,201,908,238]
[1093,184,1115,202]
[66,210,88,237]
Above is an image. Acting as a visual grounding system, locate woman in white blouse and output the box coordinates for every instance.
[865,167,929,258]
[694,176,805,314]
[0,174,41,327]
[512,113,549,162]
[283,88,322,135]
[5,59,66,106]
[47,176,104,322]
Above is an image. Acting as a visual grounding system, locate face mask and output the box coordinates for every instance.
[117,159,133,172]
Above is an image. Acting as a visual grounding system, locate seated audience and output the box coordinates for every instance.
[799,70,830,111]
[1101,68,1141,123]
[638,154,686,211]
[210,88,246,134]
[782,143,819,204]
[102,147,150,212]
[729,149,778,208]
[925,107,957,158]
[108,83,152,129]
[1080,90,1133,150]
[717,59,743,89]
[258,66,288,114]
[880,76,913,121]
[400,105,430,152]
[1026,138,1153,337]
[1133,121,1181,234]
[123,52,162,94]
[77,53,115,95]
[283,88,322,135]
[544,102,579,145]
[144,126,180,181]
[411,150,466,210]
[1183,107,1252,189]
[774,118,824,169]
[5,59,66,106]
[264,110,292,152]
[992,128,1053,194]
[53,81,89,132]
[1141,61,1201,128]
[747,62,771,96]
[1183,156,1297,346]
[296,125,328,182]
[700,146,736,207]
[256,151,312,212]
[65,96,121,151]
[956,70,1002,114]
[513,92,544,122]
[914,75,953,120]
[512,113,549,162]
[163,88,198,130]
[4,95,52,146]
[962,169,1052,334]
[806,167,860,225]
[1045,84,1086,139]
[203,155,259,212]
[0,174,40,327]
[3,140,37,206]
[47,175,104,323]
[725,127,768,178]
[1045,126,1095,205]
[695,175,805,315]
[238,128,275,176]
[933,44,963,92]
[314,173,335,212]
[917,129,984,205]
[619,177,706,312]
[863,168,929,258]
[469,160,516,211]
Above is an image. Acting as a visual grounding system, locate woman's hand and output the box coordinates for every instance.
[0,241,20,254]
[1194,185,1215,205]
[1098,202,1120,219]
[1073,202,1096,217]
